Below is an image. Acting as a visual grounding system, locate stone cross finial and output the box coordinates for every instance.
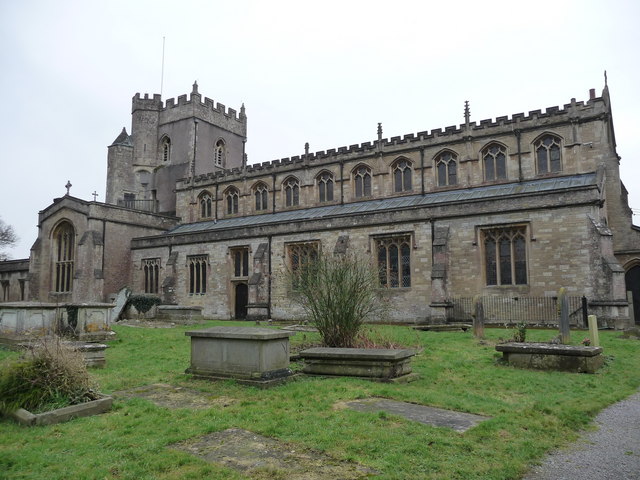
[65,180,72,195]
[92,191,99,201]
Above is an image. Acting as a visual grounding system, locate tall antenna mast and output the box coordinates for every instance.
[160,36,166,96]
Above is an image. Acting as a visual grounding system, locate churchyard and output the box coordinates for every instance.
[1,320,639,480]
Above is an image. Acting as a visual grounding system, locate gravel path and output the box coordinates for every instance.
[522,389,640,480]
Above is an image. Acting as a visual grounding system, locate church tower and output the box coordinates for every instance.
[106,82,247,216]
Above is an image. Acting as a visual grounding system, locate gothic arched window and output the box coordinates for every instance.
[392,158,413,193]
[225,187,239,215]
[199,191,213,218]
[435,151,457,187]
[53,221,75,293]
[254,182,269,211]
[316,171,334,202]
[214,139,226,167]
[161,136,171,162]
[353,165,372,198]
[535,134,562,174]
[483,143,507,181]
[283,177,300,207]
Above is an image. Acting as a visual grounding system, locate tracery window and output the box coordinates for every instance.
[161,136,171,163]
[188,255,208,295]
[254,182,269,211]
[376,235,411,288]
[53,222,74,293]
[287,241,320,288]
[226,187,239,215]
[535,134,562,174]
[353,165,372,198]
[214,139,225,167]
[199,191,213,218]
[317,172,334,202]
[392,158,412,193]
[143,258,160,294]
[483,226,527,286]
[483,144,507,181]
[436,151,457,187]
[283,177,300,207]
[231,247,249,278]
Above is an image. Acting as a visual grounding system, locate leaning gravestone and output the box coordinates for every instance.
[110,287,131,322]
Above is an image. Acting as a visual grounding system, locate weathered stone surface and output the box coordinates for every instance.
[114,383,235,409]
[299,347,415,380]
[185,327,294,385]
[496,342,604,373]
[62,341,108,368]
[170,428,376,479]
[344,398,490,432]
[10,396,113,426]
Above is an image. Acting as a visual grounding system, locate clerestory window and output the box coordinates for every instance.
[392,158,413,193]
[254,183,269,211]
[483,143,507,181]
[353,165,372,198]
[317,172,334,202]
[199,191,213,218]
[226,187,239,215]
[535,134,562,174]
[283,177,300,207]
[436,151,457,187]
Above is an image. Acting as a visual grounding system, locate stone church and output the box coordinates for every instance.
[2,81,640,327]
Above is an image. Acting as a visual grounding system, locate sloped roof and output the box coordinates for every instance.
[166,173,597,236]
[111,127,133,147]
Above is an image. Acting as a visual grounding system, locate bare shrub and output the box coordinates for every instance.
[291,254,385,347]
[0,337,98,414]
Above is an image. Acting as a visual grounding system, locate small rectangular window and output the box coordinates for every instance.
[231,247,250,278]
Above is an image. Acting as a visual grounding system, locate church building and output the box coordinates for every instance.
[2,81,640,327]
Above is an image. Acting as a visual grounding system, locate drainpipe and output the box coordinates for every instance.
[515,129,523,182]
[420,147,425,195]
[339,160,344,205]
[267,234,272,319]
[272,173,277,213]
[214,183,219,222]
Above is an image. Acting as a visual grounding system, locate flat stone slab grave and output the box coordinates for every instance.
[185,326,295,386]
[170,428,376,480]
[495,342,604,373]
[299,347,416,381]
[344,398,490,433]
[114,383,236,410]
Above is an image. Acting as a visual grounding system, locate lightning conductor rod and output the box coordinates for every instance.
[160,36,166,96]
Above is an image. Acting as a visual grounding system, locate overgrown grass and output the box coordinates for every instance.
[1,322,639,479]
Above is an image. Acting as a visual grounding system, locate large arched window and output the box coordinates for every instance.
[483,226,527,286]
[392,158,412,193]
[225,186,239,215]
[483,143,507,181]
[535,134,562,174]
[316,171,334,202]
[198,191,213,218]
[283,176,300,207]
[253,182,269,211]
[161,136,171,163]
[52,221,75,293]
[214,139,225,167]
[435,151,457,187]
[353,165,372,198]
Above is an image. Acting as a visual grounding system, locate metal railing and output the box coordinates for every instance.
[117,199,158,213]
[446,295,585,326]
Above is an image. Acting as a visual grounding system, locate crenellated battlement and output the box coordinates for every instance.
[174,89,606,191]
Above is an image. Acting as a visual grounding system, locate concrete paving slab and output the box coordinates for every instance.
[345,398,490,432]
[170,428,376,479]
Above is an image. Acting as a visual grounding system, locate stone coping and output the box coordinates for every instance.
[157,305,202,311]
[299,347,416,361]
[495,342,603,357]
[0,302,115,308]
[10,395,113,426]
[185,326,294,340]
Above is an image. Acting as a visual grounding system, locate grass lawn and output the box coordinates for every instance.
[1,322,639,480]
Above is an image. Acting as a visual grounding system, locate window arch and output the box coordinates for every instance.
[483,226,527,286]
[161,136,171,163]
[316,171,334,202]
[253,182,269,211]
[392,158,413,193]
[353,165,372,198]
[214,139,226,167]
[225,186,239,215]
[482,143,507,181]
[534,134,562,174]
[435,151,457,187]
[198,190,213,218]
[283,176,300,207]
[52,221,75,293]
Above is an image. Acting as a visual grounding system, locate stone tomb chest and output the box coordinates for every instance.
[185,327,294,386]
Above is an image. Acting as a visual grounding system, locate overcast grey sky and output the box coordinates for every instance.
[1,0,639,259]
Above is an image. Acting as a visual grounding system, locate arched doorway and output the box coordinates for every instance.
[625,265,640,324]
[235,283,248,319]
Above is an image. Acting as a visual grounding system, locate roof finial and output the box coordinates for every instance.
[464,100,470,126]
[304,142,309,156]
[65,180,72,195]
[604,70,608,87]
[377,122,382,142]
[192,80,198,94]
